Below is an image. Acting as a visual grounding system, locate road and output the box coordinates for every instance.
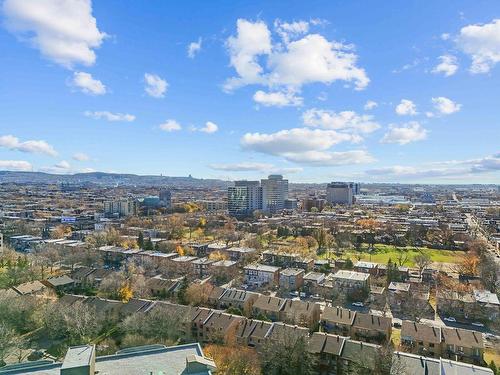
[465,213,500,265]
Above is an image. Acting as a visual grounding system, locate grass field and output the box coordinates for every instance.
[321,243,465,267]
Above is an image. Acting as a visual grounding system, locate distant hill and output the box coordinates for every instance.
[0,171,230,188]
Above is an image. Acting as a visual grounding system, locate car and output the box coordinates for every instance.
[485,333,499,342]
[444,317,456,323]
[471,322,485,327]
[352,302,364,307]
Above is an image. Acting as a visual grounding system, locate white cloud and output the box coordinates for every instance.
[159,119,182,132]
[0,135,57,156]
[253,90,303,107]
[2,0,106,68]
[84,111,135,122]
[283,150,375,166]
[209,162,274,171]
[268,34,369,90]
[0,160,33,171]
[240,127,371,166]
[395,99,417,116]
[144,73,168,98]
[224,19,272,90]
[441,33,451,41]
[364,100,378,110]
[199,121,218,134]
[41,160,72,174]
[431,96,461,115]
[302,109,380,134]
[242,128,358,155]
[274,19,309,43]
[72,72,106,95]
[457,19,500,73]
[55,160,70,169]
[432,55,459,77]
[367,154,500,179]
[72,152,90,161]
[381,122,428,145]
[224,19,369,94]
[187,37,202,58]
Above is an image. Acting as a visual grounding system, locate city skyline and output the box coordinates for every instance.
[1,0,500,184]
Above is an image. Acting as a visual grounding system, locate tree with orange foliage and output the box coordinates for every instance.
[118,283,133,302]
[204,344,261,375]
[208,250,228,261]
[454,251,480,276]
[185,282,214,306]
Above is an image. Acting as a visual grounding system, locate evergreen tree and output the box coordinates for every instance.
[137,232,144,249]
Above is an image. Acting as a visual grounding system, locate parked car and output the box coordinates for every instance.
[352,302,364,307]
[471,322,485,327]
[444,317,456,323]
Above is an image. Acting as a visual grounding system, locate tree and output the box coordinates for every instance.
[413,252,432,276]
[185,282,213,306]
[454,252,480,276]
[137,232,145,249]
[386,259,400,284]
[119,283,133,302]
[260,333,316,375]
[122,305,187,344]
[204,344,260,375]
[0,323,22,365]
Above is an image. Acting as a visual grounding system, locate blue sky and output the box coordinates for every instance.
[0,0,499,183]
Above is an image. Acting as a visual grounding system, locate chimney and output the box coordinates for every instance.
[60,345,95,375]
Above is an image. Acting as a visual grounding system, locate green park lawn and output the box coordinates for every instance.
[322,243,465,267]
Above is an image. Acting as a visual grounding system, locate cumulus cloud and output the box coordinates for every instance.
[274,19,309,43]
[41,160,72,174]
[224,19,369,95]
[224,19,272,90]
[240,127,371,166]
[395,99,417,116]
[72,72,106,95]
[144,73,168,98]
[431,96,462,114]
[187,37,202,58]
[0,160,33,171]
[366,154,500,179]
[2,0,106,68]
[381,122,428,145]
[199,121,219,133]
[253,90,303,107]
[209,162,274,171]
[364,100,378,110]
[457,19,500,73]
[0,135,57,156]
[72,152,90,161]
[159,119,182,132]
[432,55,459,77]
[302,109,380,134]
[84,111,135,122]
[283,150,375,166]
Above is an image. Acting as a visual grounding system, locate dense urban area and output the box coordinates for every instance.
[0,172,498,374]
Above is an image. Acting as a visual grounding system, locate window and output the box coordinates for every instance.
[429,343,434,348]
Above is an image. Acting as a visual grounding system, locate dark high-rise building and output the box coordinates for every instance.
[159,189,172,208]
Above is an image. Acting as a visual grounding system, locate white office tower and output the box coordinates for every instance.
[326,182,356,206]
[261,175,289,213]
[228,181,262,217]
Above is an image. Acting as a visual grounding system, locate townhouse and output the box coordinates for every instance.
[279,268,305,290]
[217,288,259,315]
[252,295,286,321]
[280,299,321,329]
[243,264,280,287]
[401,321,484,365]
